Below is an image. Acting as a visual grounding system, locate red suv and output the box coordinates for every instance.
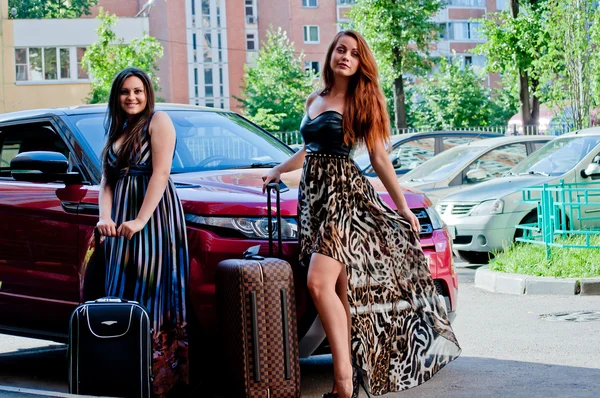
[0,105,457,357]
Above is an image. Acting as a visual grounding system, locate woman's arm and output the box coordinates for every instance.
[369,138,420,233]
[117,111,176,239]
[97,176,117,236]
[262,91,319,193]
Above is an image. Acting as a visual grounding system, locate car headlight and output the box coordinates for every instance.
[470,199,504,216]
[425,206,445,230]
[185,215,298,240]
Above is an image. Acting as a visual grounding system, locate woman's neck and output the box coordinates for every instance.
[329,77,349,98]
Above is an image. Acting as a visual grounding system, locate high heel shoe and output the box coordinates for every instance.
[322,367,357,398]
[353,365,372,398]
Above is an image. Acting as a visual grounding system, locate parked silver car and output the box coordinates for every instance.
[400,135,553,204]
[353,130,502,176]
[437,129,600,264]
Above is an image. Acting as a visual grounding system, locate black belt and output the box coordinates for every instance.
[305,152,349,159]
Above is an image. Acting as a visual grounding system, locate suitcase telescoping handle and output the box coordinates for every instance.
[266,182,283,258]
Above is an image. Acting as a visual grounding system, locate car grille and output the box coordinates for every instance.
[437,203,478,216]
[411,208,433,236]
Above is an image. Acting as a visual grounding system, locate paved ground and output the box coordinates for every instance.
[1,261,599,397]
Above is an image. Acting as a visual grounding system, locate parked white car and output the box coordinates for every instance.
[437,129,600,264]
[400,135,553,204]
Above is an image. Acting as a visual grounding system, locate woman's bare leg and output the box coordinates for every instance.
[307,253,353,398]
[335,266,352,355]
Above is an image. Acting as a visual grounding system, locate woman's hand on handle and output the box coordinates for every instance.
[262,168,281,194]
[96,218,117,237]
[117,218,146,240]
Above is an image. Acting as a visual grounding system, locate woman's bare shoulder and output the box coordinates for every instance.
[306,90,321,109]
[148,111,174,135]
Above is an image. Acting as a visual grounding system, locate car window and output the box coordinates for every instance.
[443,136,484,150]
[389,138,435,171]
[72,110,293,173]
[465,143,528,182]
[401,145,483,183]
[0,123,69,178]
[512,136,600,176]
[533,141,547,151]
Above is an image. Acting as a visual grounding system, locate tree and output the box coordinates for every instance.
[8,0,98,19]
[474,1,547,131]
[537,0,600,130]
[409,57,501,130]
[238,27,315,132]
[83,9,163,104]
[348,0,444,129]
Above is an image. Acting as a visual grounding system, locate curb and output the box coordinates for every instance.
[474,266,600,296]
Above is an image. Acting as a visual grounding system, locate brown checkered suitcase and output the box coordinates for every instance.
[216,183,301,397]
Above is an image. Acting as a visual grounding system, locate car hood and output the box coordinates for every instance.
[171,168,431,216]
[441,175,555,203]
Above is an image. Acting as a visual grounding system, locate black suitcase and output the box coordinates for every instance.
[216,182,301,397]
[68,230,152,398]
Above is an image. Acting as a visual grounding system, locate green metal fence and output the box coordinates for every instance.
[516,180,600,259]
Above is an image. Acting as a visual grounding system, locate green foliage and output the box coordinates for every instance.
[238,27,315,132]
[490,236,600,278]
[82,10,163,104]
[8,0,98,19]
[408,57,513,130]
[348,0,445,128]
[536,0,600,129]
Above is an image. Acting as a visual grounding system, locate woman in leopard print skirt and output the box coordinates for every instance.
[262,30,460,397]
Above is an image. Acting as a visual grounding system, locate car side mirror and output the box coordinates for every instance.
[10,151,83,184]
[581,163,600,179]
[466,168,487,182]
[391,157,402,169]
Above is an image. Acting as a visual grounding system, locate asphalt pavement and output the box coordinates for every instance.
[1,261,599,397]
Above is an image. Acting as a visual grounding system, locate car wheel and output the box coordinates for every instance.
[456,250,493,264]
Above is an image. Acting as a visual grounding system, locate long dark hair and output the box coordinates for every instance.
[321,30,390,153]
[101,67,155,186]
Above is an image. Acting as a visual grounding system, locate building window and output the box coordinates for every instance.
[303,26,320,43]
[496,0,509,10]
[303,0,318,7]
[246,34,256,51]
[337,0,356,4]
[245,0,254,16]
[448,0,485,6]
[15,47,87,82]
[448,22,482,40]
[464,56,473,67]
[15,48,27,81]
[305,61,320,74]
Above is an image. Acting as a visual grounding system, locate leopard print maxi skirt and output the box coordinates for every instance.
[298,153,461,395]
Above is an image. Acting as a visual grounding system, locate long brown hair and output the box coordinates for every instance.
[321,30,390,153]
[101,67,155,186]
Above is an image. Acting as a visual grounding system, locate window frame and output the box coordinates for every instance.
[303,25,320,44]
[15,47,90,84]
[302,0,318,8]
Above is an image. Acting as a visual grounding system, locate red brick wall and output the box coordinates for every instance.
[227,0,246,111]
[448,8,486,19]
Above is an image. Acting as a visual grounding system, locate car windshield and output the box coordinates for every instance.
[70,110,293,173]
[511,135,600,176]
[401,145,484,182]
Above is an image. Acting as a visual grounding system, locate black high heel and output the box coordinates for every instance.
[354,365,372,398]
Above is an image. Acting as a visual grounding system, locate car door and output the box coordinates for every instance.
[461,142,529,188]
[0,120,82,337]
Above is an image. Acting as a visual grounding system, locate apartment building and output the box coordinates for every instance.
[1,0,506,113]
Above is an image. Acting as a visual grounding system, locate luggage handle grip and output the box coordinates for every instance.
[266,182,283,258]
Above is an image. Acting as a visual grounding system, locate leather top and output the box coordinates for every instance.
[299,110,351,157]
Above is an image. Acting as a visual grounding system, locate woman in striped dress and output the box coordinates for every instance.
[96,67,189,397]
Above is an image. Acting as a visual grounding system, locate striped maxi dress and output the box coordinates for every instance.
[104,116,189,396]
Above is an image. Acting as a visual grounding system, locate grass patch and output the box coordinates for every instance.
[490,235,600,278]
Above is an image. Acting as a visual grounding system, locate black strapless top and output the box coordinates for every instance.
[299,110,351,157]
